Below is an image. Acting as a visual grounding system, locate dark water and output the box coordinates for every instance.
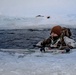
[0,28,76,49]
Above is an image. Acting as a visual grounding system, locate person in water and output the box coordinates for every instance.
[41,25,74,52]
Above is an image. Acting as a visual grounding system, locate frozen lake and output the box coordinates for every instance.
[0,48,76,75]
[0,28,76,75]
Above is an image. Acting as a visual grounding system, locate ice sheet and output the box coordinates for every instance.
[0,49,76,75]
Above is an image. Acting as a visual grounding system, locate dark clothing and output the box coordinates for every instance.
[41,26,72,49]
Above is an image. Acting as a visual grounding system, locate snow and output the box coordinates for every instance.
[0,49,76,75]
[0,14,76,29]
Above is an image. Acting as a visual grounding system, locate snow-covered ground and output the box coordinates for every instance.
[0,49,76,75]
[0,14,76,29]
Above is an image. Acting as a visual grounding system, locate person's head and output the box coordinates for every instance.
[50,25,62,39]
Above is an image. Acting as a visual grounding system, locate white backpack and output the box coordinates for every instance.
[64,36,76,48]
